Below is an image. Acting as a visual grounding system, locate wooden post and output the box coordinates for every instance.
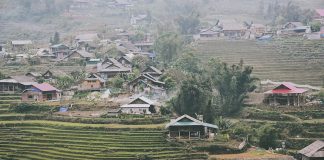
[297,94,300,106]
[189,131,190,140]
[287,94,290,106]
[178,131,180,139]
[198,131,200,139]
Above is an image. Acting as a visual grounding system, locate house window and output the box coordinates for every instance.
[91,85,93,88]
[28,95,33,99]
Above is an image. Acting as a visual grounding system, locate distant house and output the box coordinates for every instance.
[142,66,162,78]
[314,9,324,24]
[134,42,153,52]
[120,96,156,114]
[222,23,247,37]
[0,75,37,93]
[50,44,70,59]
[42,70,68,81]
[64,50,94,61]
[97,58,131,79]
[128,73,165,96]
[282,22,311,33]
[22,83,61,102]
[298,140,324,160]
[250,24,266,37]
[79,73,105,91]
[36,48,56,60]
[165,114,218,140]
[25,72,42,79]
[116,31,135,41]
[11,40,33,51]
[75,33,100,48]
[199,29,220,38]
[107,108,122,117]
[264,82,308,106]
[117,55,133,68]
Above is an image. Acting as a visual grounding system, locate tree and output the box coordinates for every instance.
[154,33,182,67]
[170,76,209,117]
[56,76,74,90]
[203,100,215,123]
[132,55,150,70]
[258,125,278,149]
[110,74,125,88]
[174,48,201,75]
[52,32,60,45]
[310,22,321,32]
[70,71,86,82]
[159,75,176,92]
[176,12,200,35]
[0,71,6,80]
[207,59,257,115]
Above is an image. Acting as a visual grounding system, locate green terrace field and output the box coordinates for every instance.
[196,38,324,86]
[0,95,206,160]
[0,121,207,160]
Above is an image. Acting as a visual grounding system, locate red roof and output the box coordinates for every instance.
[33,83,59,92]
[316,9,324,16]
[265,82,307,94]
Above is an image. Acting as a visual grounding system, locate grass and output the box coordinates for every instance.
[209,149,293,160]
[0,120,166,129]
[196,38,324,86]
[0,121,207,160]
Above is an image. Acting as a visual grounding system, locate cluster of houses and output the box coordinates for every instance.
[198,9,324,40]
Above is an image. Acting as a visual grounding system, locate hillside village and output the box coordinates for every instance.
[0,0,324,160]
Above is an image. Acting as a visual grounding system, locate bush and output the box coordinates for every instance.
[10,103,59,113]
[258,125,278,149]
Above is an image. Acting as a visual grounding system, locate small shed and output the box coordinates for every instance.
[298,140,324,160]
[165,115,218,140]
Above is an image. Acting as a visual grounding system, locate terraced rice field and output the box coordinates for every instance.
[196,38,324,86]
[0,122,207,160]
[0,94,21,114]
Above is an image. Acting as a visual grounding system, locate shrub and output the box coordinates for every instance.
[258,125,278,149]
[10,103,59,113]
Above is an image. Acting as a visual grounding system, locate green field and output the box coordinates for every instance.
[197,38,324,86]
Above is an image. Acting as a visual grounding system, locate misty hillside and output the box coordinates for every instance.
[0,0,323,42]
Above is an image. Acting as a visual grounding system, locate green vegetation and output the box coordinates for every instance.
[258,125,279,149]
[0,121,207,160]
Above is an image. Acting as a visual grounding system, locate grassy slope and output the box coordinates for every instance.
[196,38,324,86]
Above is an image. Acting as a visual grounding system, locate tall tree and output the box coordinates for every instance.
[174,48,201,75]
[52,32,60,45]
[154,33,182,67]
[170,76,209,117]
[207,59,257,115]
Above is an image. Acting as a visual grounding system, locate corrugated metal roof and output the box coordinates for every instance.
[33,83,59,92]
[298,140,324,157]
[165,114,218,129]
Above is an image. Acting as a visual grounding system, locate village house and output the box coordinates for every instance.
[128,73,165,97]
[298,140,324,160]
[314,9,324,24]
[264,82,308,106]
[36,48,56,61]
[221,22,247,38]
[11,40,33,52]
[165,114,218,140]
[25,72,42,79]
[199,29,220,39]
[42,70,68,82]
[0,76,37,93]
[142,66,163,78]
[120,96,156,114]
[117,55,133,68]
[281,22,311,34]
[22,83,61,102]
[134,42,153,52]
[106,108,122,117]
[50,44,70,60]
[64,50,94,61]
[75,33,100,48]
[97,58,131,79]
[78,73,105,91]
[250,24,266,37]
